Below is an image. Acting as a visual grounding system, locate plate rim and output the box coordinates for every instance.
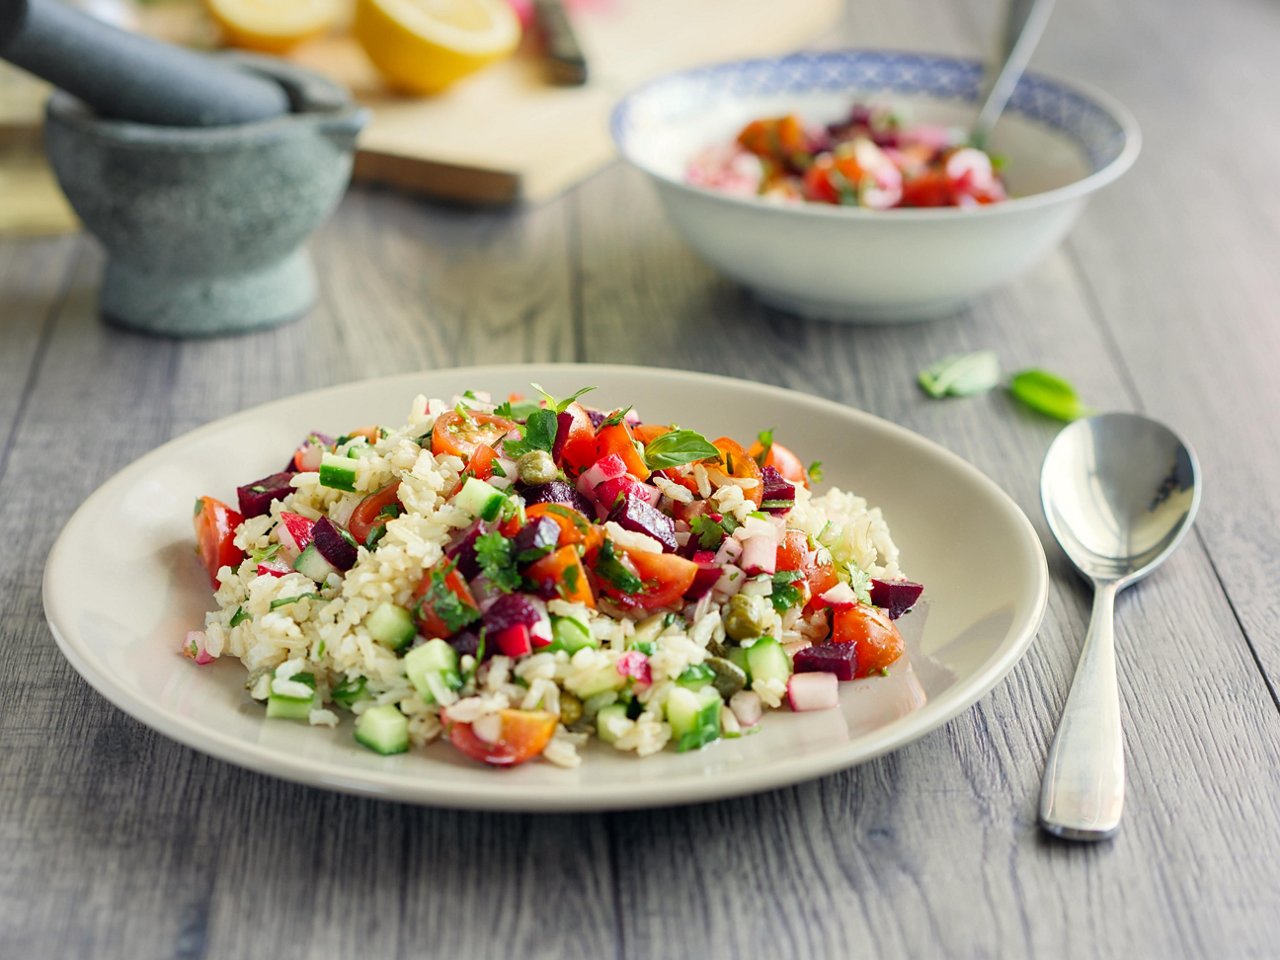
[44,363,1049,811]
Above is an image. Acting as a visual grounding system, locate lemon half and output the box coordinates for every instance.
[207,0,346,53]
[353,0,521,95]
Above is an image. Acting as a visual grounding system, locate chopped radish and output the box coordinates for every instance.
[728,689,763,727]
[277,512,315,561]
[739,532,777,575]
[817,581,859,609]
[257,560,292,578]
[576,454,627,498]
[616,651,652,687]
[181,630,216,665]
[471,712,503,744]
[786,672,840,711]
[491,623,533,657]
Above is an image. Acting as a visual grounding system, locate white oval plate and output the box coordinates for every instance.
[45,365,1047,811]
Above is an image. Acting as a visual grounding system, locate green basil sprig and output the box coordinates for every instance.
[643,429,720,471]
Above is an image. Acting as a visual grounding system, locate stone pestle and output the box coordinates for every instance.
[0,0,292,126]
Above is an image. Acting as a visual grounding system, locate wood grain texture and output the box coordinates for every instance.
[3,0,1280,956]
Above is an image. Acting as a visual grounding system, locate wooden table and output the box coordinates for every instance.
[3,0,1278,956]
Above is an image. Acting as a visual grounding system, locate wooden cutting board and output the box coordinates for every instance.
[0,0,840,209]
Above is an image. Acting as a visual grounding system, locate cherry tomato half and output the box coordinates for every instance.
[831,605,904,677]
[194,496,244,589]
[446,709,558,766]
[348,481,402,545]
[431,410,517,460]
[746,439,808,487]
[412,562,479,639]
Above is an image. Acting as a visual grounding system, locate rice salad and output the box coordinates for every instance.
[185,386,924,769]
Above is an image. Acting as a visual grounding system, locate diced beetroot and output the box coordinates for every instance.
[684,550,721,600]
[236,472,296,518]
[483,593,552,649]
[552,410,573,463]
[616,651,652,687]
[445,520,490,580]
[786,672,840,711]
[257,559,292,578]
[793,642,858,682]
[467,575,502,613]
[517,479,593,516]
[277,512,315,560]
[491,623,532,657]
[313,517,358,572]
[592,475,636,511]
[448,630,484,658]
[760,466,796,515]
[512,516,560,562]
[607,487,677,552]
[576,454,627,498]
[870,578,925,619]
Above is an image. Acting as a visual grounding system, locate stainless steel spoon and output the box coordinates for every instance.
[972,0,1057,148]
[1038,413,1201,840]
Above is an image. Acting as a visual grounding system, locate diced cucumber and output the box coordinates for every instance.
[404,638,462,704]
[266,691,315,720]
[367,602,416,650]
[354,704,410,755]
[677,663,715,690]
[745,635,791,688]
[453,476,507,521]
[727,645,752,680]
[549,615,596,654]
[293,542,339,583]
[319,452,358,492]
[596,703,629,745]
[665,686,722,752]
[566,660,626,699]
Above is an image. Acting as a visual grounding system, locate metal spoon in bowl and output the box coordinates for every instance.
[1038,413,1201,840]
[972,0,1057,148]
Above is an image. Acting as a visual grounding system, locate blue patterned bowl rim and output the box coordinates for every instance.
[611,49,1141,220]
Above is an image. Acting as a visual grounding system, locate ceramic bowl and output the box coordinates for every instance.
[611,50,1140,322]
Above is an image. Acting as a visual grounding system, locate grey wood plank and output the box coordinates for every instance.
[574,153,1280,957]
[1034,0,1280,694]
[0,193,621,960]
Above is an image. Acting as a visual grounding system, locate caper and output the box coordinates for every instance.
[517,450,559,485]
[705,636,728,658]
[705,656,747,699]
[559,691,583,726]
[723,593,769,641]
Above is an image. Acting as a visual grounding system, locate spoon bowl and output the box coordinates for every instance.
[1038,412,1200,840]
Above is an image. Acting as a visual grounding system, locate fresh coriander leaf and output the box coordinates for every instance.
[1008,369,1090,421]
[474,531,522,593]
[229,606,250,627]
[503,408,558,458]
[643,429,721,471]
[595,539,643,594]
[433,590,479,634]
[600,406,633,428]
[494,398,543,421]
[770,581,805,613]
[918,350,1001,399]
[689,515,725,550]
[490,459,507,478]
[269,593,322,611]
[808,461,824,484]
[633,640,656,656]
[462,389,478,400]
[331,675,367,708]
[844,564,873,606]
[531,383,597,414]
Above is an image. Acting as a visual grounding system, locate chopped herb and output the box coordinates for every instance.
[719,514,740,535]
[454,401,475,422]
[331,675,367,708]
[600,406,633,428]
[229,607,251,627]
[490,459,507,478]
[531,383,597,414]
[770,569,806,613]
[844,564,873,606]
[879,666,891,677]
[690,515,726,550]
[808,461,824,484]
[643,429,722,471]
[562,564,581,596]
[678,663,715,686]
[377,503,402,521]
[748,511,767,520]
[502,407,559,459]
[494,398,543,421]
[462,389,478,400]
[755,428,775,465]
[249,543,281,563]
[918,350,1001,399]
[193,498,204,517]
[339,527,359,549]
[474,628,487,666]
[632,640,656,656]
[475,531,522,593]
[595,539,643,595]
[269,593,322,610]
[1008,369,1090,421]
[415,564,481,634]
[250,485,266,494]
[365,525,387,549]
[760,499,794,509]
[543,503,591,533]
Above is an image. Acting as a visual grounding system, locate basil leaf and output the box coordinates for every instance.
[918,350,1000,399]
[503,408,558,458]
[1008,369,1090,421]
[530,383,596,414]
[643,429,720,471]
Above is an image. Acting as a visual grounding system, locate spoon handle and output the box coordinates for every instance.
[1039,580,1124,840]
[972,0,1056,146]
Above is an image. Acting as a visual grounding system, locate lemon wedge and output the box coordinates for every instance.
[353,0,521,95]
[207,0,346,53]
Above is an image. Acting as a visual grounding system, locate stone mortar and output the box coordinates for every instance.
[44,54,367,337]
